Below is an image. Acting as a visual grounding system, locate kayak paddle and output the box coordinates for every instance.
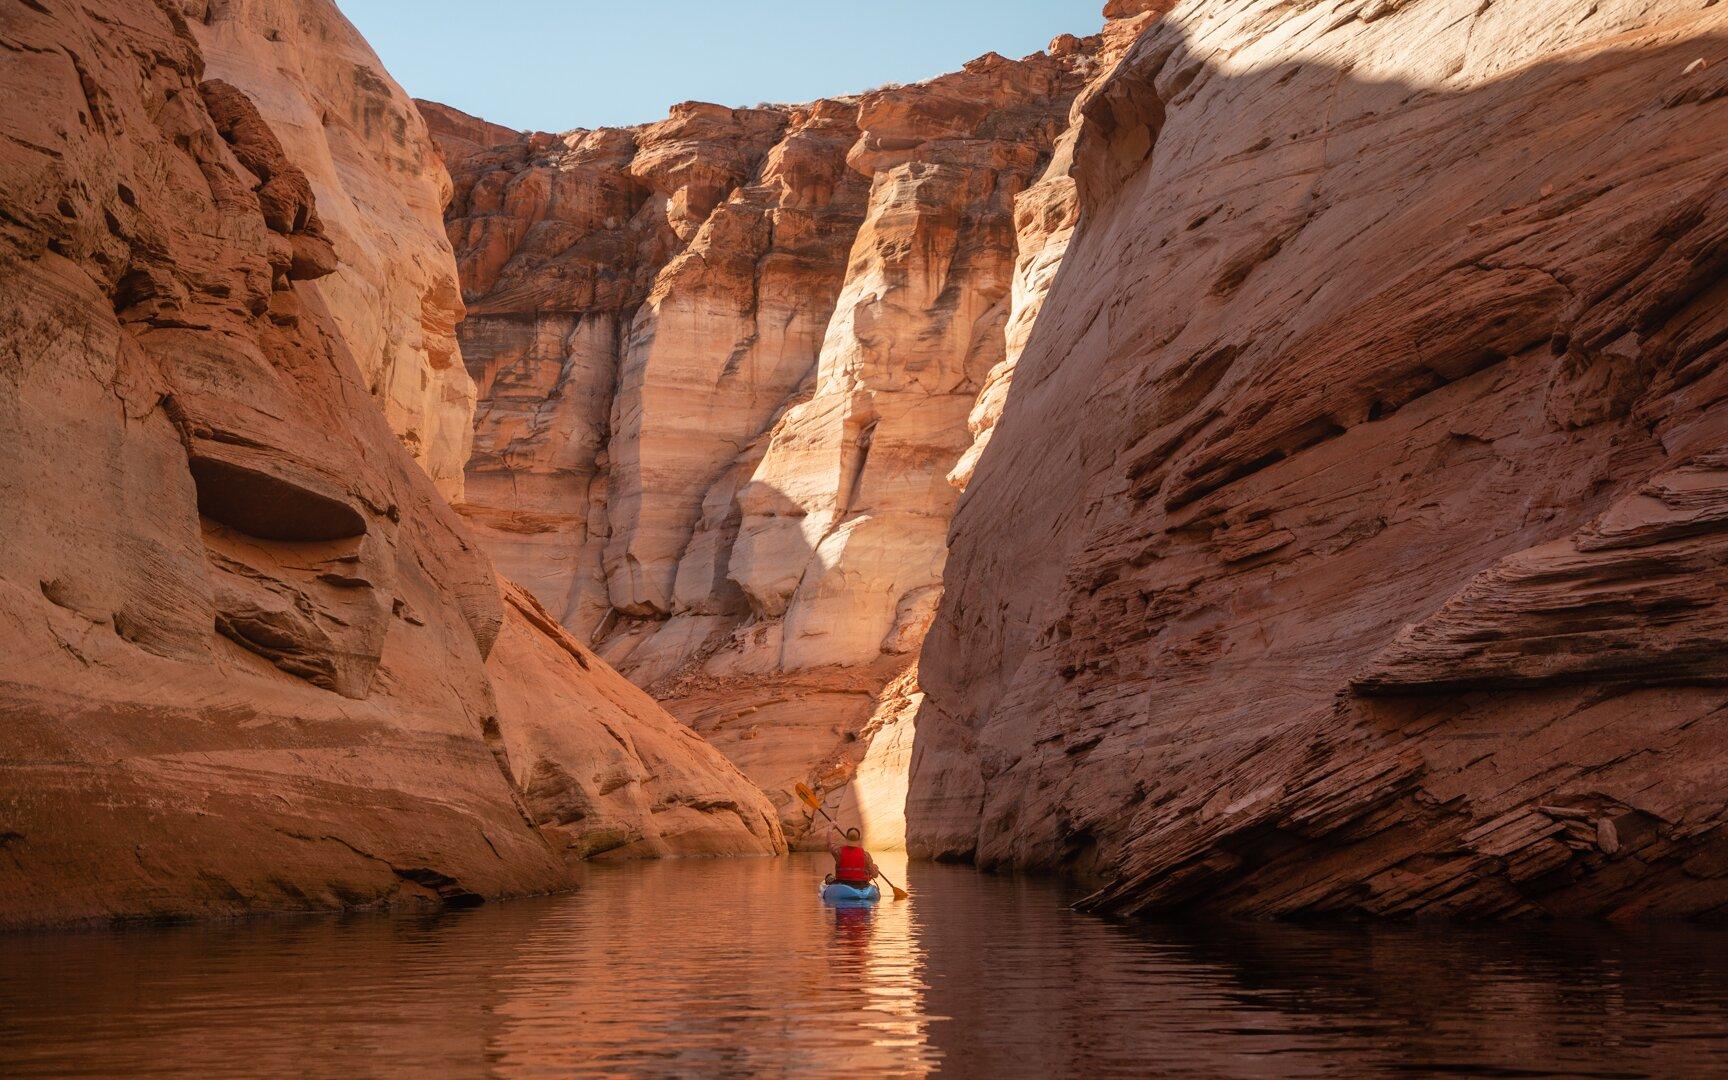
[795,782,909,901]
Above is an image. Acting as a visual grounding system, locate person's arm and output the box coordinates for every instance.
[827,825,842,859]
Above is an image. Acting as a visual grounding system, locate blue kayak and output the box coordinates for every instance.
[820,880,881,905]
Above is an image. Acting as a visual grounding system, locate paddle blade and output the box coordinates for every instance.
[890,883,910,901]
[794,782,822,811]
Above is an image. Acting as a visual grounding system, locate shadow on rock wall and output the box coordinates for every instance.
[906,6,1728,921]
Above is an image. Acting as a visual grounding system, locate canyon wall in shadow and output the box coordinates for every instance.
[907,0,1728,919]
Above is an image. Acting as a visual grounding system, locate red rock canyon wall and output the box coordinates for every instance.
[910,0,1728,919]
[0,0,778,929]
[2,0,1719,925]
[195,0,478,500]
[427,45,1104,843]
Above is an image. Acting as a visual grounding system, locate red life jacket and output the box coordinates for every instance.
[835,844,872,883]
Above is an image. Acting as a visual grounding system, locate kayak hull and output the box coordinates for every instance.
[820,881,881,905]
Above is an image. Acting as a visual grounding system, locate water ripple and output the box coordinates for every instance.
[3,854,1727,1077]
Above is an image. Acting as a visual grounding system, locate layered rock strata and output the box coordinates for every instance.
[908,0,1728,919]
[429,48,1096,840]
[0,0,777,929]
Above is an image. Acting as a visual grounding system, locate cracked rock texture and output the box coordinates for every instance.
[0,0,778,930]
[908,0,1728,919]
[426,45,1102,841]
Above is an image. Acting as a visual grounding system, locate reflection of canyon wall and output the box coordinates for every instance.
[427,42,1106,840]
[0,0,777,929]
[910,0,1728,918]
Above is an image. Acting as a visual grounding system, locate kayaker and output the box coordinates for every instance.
[825,825,879,890]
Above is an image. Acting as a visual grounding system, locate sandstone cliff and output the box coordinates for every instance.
[193,0,476,500]
[0,0,778,929]
[909,0,1728,919]
[428,49,1096,842]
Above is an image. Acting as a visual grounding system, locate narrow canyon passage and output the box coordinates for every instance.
[422,0,1728,925]
[1,0,1727,1074]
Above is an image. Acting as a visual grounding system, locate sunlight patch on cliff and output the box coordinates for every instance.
[1171,0,1671,93]
[835,682,920,851]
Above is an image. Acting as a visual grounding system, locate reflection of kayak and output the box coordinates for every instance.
[820,880,881,904]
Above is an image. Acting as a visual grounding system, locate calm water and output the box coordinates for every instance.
[3,852,1727,1077]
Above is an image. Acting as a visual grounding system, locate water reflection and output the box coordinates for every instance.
[2,854,1726,1077]
[828,854,929,1067]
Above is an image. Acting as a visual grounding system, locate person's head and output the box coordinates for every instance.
[845,827,861,843]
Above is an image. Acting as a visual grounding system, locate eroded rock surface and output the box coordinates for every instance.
[488,581,783,861]
[190,0,477,500]
[428,49,1096,840]
[909,0,1728,919]
[0,0,778,930]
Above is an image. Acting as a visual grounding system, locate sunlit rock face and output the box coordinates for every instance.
[909,0,1728,919]
[0,0,779,929]
[189,0,476,501]
[429,49,1093,841]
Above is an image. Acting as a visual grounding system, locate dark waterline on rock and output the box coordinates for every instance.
[3,853,1726,1077]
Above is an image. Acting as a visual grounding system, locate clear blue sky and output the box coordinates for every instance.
[340,0,1104,132]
